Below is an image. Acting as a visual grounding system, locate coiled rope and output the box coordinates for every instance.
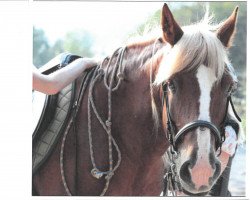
[60,47,126,196]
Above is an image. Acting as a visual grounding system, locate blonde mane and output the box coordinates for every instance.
[154,18,230,85]
[124,14,234,133]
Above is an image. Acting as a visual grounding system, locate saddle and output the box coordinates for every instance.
[32,53,81,174]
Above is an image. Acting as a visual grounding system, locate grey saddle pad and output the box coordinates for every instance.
[32,82,75,174]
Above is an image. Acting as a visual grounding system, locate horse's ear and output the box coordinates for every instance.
[216,6,239,48]
[161,3,183,46]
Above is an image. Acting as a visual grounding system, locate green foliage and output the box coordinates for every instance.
[33,27,54,68]
[131,2,247,133]
[33,3,246,133]
[132,2,246,75]
[33,27,94,68]
[63,30,94,57]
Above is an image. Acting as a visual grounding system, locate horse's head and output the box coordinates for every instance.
[155,4,239,195]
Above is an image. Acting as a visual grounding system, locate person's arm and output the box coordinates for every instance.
[33,57,97,95]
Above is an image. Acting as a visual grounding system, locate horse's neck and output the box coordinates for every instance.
[125,40,165,114]
[112,41,167,157]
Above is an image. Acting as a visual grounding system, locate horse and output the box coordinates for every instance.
[33,3,240,196]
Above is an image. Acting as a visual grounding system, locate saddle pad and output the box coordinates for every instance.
[32,82,75,174]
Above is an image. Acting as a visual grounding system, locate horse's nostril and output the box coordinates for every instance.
[180,161,192,183]
[214,161,221,178]
[209,161,221,185]
[210,161,221,185]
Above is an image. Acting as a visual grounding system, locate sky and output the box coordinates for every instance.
[32,1,165,55]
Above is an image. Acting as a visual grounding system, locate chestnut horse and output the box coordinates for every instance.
[33,4,240,196]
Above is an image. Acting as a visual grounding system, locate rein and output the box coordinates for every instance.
[60,47,126,196]
[60,68,95,195]
[161,79,241,196]
[59,40,241,196]
[88,47,126,195]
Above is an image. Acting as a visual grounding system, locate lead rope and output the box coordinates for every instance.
[150,39,180,196]
[149,39,177,196]
[88,47,125,195]
[60,70,94,195]
[60,48,125,196]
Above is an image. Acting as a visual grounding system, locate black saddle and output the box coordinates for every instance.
[32,53,81,174]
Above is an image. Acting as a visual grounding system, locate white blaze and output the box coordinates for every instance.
[195,65,217,166]
[196,65,217,122]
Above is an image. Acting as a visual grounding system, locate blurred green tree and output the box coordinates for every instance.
[33,28,95,67]
[130,2,246,131]
[33,27,54,68]
[132,2,246,75]
[63,30,94,57]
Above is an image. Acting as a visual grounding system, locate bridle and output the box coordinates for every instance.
[59,39,241,196]
[161,68,241,196]
[162,77,241,152]
[163,82,221,152]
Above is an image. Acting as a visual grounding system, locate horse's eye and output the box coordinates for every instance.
[228,83,237,95]
[168,80,176,93]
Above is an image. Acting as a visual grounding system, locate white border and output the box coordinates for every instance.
[0,1,248,200]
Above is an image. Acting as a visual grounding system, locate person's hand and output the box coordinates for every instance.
[218,125,238,173]
[222,125,238,156]
[82,57,99,69]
